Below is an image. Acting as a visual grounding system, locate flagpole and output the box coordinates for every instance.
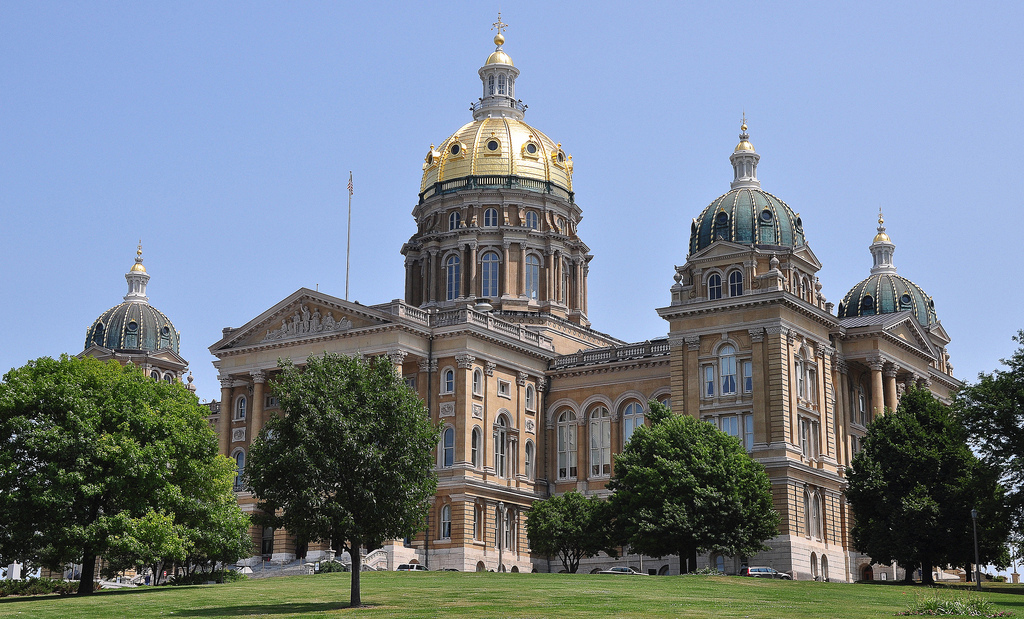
[345,171,353,301]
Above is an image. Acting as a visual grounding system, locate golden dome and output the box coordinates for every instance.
[486,49,513,66]
[130,262,147,273]
[735,140,755,152]
[873,230,891,243]
[420,117,571,194]
[130,242,146,272]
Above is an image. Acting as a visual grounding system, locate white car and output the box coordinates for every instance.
[598,566,647,575]
[396,563,428,571]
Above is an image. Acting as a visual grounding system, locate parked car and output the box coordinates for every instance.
[739,566,792,579]
[598,566,647,575]
[396,563,428,571]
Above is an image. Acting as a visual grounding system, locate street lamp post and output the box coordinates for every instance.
[971,508,981,591]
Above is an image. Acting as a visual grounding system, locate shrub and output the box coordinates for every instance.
[0,578,83,597]
[168,569,248,586]
[318,561,350,573]
[896,590,1013,616]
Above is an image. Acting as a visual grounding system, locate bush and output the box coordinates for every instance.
[0,578,81,597]
[897,590,1013,616]
[995,575,1007,583]
[168,569,247,586]
[317,561,350,573]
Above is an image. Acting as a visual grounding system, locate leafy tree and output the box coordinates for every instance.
[956,330,1024,532]
[607,401,779,573]
[525,490,615,573]
[0,355,245,594]
[245,353,438,607]
[846,387,1008,585]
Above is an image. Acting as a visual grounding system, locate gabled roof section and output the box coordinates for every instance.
[209,288,401,354]
[840,310,937,358]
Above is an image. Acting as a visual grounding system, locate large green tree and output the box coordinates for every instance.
[607,402,779,573]
[846,387,1008,584]
[245,353,438,607]
[956,330,1024,532]
[525,490,614,573]
[0,355,246,594]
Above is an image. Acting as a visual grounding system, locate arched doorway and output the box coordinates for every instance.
[658,565,670,575]
[861,564,873,581]
[511,566,519,573]
[476,561,486,572]
[821,555,829,582]
[810,552,818,580]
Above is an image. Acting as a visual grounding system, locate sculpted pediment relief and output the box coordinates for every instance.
[261,303,353,342]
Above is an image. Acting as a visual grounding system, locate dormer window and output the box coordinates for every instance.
[486,139,501,153]
[449,212,461,231]
[525,211,539,230]
[862,295,875,314]
[484,208,499,227]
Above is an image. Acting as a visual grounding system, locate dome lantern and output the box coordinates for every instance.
[473,13,525,121]
[124,241,150,303]
[870,209,896,275]
[730,115,760,189]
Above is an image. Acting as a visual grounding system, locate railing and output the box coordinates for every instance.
[470,98,528,114]
[419,174,574,205]
[363,549,389,571]
[551,340,670,369]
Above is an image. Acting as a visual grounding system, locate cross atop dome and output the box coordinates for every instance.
[492,12,508,46]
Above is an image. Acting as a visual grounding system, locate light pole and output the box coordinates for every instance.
[971,508,981,591]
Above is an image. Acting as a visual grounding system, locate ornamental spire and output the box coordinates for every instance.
[730,116,760,189]
[869,210,897,274]
[124,241,151,303]
[473,16,525,121]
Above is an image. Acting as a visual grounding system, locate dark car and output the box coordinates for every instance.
[739,566,792,579]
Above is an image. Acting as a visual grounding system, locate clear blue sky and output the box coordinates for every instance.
[1,1,1021,406]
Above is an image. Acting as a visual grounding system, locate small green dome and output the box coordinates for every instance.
[85,302,180,354]
[689,187,806,255]
[837,273,937,327]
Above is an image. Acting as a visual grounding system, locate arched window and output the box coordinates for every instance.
[93,324,104,346]
[442,368,455,394]
[557,410,577,479]
[589,406,611,477]
[235,396,247,420]
[449,211,461,231]
[805,489,823,539]
[821,555,829,581]
[233,450,245,491]
[622,401,644,445]
[261,527,275,556]
[445,255,460,301]
[729,270,743,296]
[525,254,540,300]
[525,384,536,411]
[471,427,481,467]
[150,370,160,380]
[715,555,726,573]
[472,368,483,395]
[720,345,737,394]
[494,416,508,477]
[442,427,454,468]
[484,207,498,227]
[862,295,875,315]
[795,352,807,400]
[481,252,500,297]
[498,74,506,95]
[440,504,451,539]
[810,552,818,580]
[708,273,723,300]
[525,211,538,230]
[163,373,173,383]
[659,397,671,410]
[525,440,535,479]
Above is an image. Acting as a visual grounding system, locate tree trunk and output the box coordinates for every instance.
[679,546,696,574]
[350,540,362,608]
[921,562,935,586]
[902,563,915,584]
[78,551,96,595]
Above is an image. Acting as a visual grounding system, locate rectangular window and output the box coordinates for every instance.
[796,361,806,400]
[721,356,737,395]
[808,367,818,404]
[742,361,753,393]
[801,418,820,459]
[265,395,279,409]
[858,389,867,425]
[720,415,739,439]
[497,379,511,398]
[403,377,416,391]
[474,506,481,541]
[703,365,715,398]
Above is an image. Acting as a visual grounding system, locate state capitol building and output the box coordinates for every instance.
[85,25,959,582]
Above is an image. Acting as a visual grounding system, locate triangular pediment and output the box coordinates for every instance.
[881,313,936,357]
[791,244,823,270]
[687,240,753,263]
[210,288,396,353]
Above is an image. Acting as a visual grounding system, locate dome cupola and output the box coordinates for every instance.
[689,120,806,256]
[84,243,180,354]
[837,214,938,327]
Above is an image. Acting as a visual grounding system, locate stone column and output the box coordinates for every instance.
[455,354,475,465]
[427,249,438,304]
[749,329,768,445]
[835,359,850,467]
[466,244,477,299]
[883,363,898,413]
[545,250,555,302]
[684,336,701,418]
[583,263,589,315]
[576,414,586,483]
[250,370,266,438]
[868,358,885,418]
[218,377,233,456]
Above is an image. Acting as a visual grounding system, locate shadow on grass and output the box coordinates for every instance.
[175,602,371,616]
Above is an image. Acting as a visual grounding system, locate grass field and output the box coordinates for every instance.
[2,572,1023,618]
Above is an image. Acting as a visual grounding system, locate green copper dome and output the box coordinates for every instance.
[689,187,806,256]
[837,273,936,327]
[85,301,180,354]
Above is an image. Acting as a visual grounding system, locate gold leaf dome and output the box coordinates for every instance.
[420,117,572,196]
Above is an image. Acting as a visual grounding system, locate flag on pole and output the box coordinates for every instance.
[348,172,353,196]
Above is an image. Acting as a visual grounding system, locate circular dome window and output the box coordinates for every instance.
[526,143,537,155]
[862,296,874,310]
[556,151,565,162]
[716,212,729,225]
[127,321,138,332]
[900,293,912,306]
[162,326,170,336]
[450,144,461,156]
[760,210,773,223]
[426,152,434,165]
[487,140,500,151]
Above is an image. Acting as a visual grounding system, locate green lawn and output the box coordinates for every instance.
[2,572,1023,618]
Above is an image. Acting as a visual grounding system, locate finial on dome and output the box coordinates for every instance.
[735,113,755,152]
[741,111,748,132]
[492,12,508,47]
[874,208,891,243]
[130,240,147,273]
